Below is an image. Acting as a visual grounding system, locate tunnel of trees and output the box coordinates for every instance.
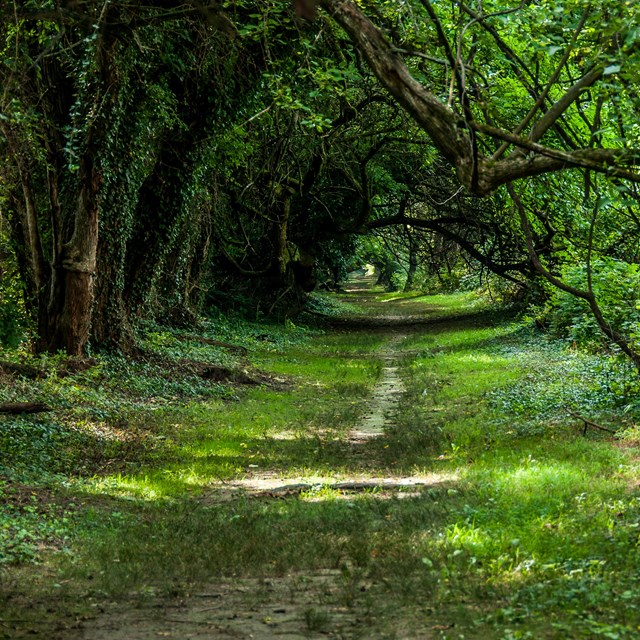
[1,0,640,366]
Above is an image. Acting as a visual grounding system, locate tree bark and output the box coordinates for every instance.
[404,238,418,292]
[38,157,101,355]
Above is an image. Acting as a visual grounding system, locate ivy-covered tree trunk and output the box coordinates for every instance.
[2,90,103,355]
[38,156,101,355]
[123,146,199,320]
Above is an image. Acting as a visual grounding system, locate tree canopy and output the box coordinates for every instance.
[1,0,640,365]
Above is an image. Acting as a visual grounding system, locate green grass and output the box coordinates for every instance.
[2,288,640,638]
[378,290,485,313]
[369,297,640,637]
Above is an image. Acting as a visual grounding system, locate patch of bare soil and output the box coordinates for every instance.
[197,473,455,504]
[74,573,438,640]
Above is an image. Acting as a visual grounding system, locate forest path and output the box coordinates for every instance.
[347,333,403,439]
[178,272,442,502]
[11,273,639,640]
[70,275,465,640]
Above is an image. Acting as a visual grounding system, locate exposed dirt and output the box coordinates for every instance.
[72,573,439,640]
[349,334,404,442]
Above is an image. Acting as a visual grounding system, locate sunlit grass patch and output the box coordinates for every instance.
[377,290,482,309]
[76,342,382,501]
[431,432,640,636]
[257,352,380,383]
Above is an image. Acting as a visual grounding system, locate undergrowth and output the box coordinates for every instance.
[2,287,640,639]
[0,313,332,566]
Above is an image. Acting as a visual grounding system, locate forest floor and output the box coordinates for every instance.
[3,274,640,638]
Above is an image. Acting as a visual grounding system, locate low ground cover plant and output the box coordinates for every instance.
[1,287,640,638]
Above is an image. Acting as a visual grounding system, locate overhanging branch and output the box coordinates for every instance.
[320,0,640,195]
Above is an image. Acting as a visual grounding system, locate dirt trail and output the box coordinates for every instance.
[72,274,443,640]
[77,573,395,640]
[349,333,404,442]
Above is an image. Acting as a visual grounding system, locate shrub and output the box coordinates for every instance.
[548,258,640,349]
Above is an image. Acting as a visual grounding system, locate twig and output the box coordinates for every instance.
[568,410,616,435]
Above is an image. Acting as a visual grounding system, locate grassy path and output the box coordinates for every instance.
[3,280,640,638]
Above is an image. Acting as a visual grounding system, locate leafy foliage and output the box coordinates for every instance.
[0,239,27,347]
[548,259,640,349]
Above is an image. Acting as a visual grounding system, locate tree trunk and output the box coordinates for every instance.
[4,191,38,318]
[275,192,293,280]
[38,156,100,355]
[404,235,419,292]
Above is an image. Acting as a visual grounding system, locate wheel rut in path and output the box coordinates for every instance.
[348,332,405,443]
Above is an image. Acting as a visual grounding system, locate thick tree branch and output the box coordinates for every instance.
[321,0,469,168]
[525,65,603,146]
[321,0,640,195]
[471,123,640,188]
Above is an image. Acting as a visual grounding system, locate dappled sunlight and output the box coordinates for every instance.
[441,520,498,559]
[414,350,512,370]
[457,352,508,365]
[72,420,141,443]
[241,473,459,500]
[471,456,607,501]
[502,461,586,495]
[86,474,178,502]
[6,281,640,639]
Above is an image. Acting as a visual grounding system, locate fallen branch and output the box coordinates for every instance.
[0,361,44,380]
[0,402,52,414]
[568,411,616,435]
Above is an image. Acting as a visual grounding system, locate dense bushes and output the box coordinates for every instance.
[547,259,640,350]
